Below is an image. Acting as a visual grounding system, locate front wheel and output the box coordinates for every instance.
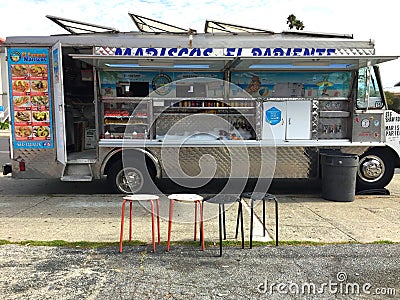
[356,149,395,191]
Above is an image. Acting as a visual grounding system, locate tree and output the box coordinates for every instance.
[287,14,305,30]
[385,91,400,112]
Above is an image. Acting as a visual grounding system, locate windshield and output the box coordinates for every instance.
[357,66,384,109]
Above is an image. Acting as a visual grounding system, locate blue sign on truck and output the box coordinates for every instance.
[8,48,54,149]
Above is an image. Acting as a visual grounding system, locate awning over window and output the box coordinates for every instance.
[69,53,398,72]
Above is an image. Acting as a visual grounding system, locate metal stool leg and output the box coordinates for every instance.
[240,201,244,249]
[129,201,133,241]
[199,201,205,251]
[199,201,203,246]
[250,199,254,249]
[167,200,175,252]
[222,203,227,240]
[149,200,156,253]
[275,198,279,246]
[194,201,198,241]
[235,201,241,239]
[119,199,127,253]
[156,198,161,245]
[262,199,266,237]
[219,203,223,256]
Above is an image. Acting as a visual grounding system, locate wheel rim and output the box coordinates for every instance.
[115,167,144,193]
[358,155,385,183]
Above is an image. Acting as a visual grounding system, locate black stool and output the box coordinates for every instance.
[236,192,279,248]
[203,195,244,256]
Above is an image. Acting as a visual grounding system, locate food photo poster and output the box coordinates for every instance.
[8,48,54,149]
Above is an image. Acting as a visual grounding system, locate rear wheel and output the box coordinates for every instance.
[356,149,395,191]
[107,158,156,194]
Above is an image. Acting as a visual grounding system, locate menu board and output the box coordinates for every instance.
[8,48,54,149]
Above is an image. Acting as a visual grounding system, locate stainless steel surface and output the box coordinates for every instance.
[319,111,351,118]
[147,146,318,179]
[316,98,352,140]
[352,112,385,143]
[274,147,318,178]
[318,117,350,139]
[11,148,63,179]
[61,163,93,182]
[102,144,372,180]
[8,136,372,182]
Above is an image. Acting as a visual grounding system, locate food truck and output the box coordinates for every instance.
[2,14,400,194]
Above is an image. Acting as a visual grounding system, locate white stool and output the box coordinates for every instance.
[167,194,204,251]
[119,194,160,253]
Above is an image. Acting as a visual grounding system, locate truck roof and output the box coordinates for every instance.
[4,14,371,50]
[4,32,375,50]
[5,14,398,70]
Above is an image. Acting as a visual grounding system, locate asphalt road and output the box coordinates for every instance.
[0,243,398,299]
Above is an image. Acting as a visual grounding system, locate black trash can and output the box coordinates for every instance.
[320,153,359,202]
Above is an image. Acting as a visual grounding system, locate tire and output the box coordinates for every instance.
[356,148,395,191]
[107,157,156,194]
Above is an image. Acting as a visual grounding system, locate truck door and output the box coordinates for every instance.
[286,100,311,139]
[51,42,67,165]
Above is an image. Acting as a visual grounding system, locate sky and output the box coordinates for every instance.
[1,0,399,89]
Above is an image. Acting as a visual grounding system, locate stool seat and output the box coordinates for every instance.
[124,194,160,201]
[119,194,160,253]
[168,194,203,202]
[203,194,239,205]
[167,194,204,252]
[241,192,276,201]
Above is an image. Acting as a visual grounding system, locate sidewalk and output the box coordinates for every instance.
[0,129,9,137]
[1,177,399,244]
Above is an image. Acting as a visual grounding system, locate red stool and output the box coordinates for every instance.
[167,194,204,252]
[119,194,160,253]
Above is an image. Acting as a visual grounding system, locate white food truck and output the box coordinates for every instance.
[2,15,400,194]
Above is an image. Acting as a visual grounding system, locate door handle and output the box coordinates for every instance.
[288,117,291,125]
